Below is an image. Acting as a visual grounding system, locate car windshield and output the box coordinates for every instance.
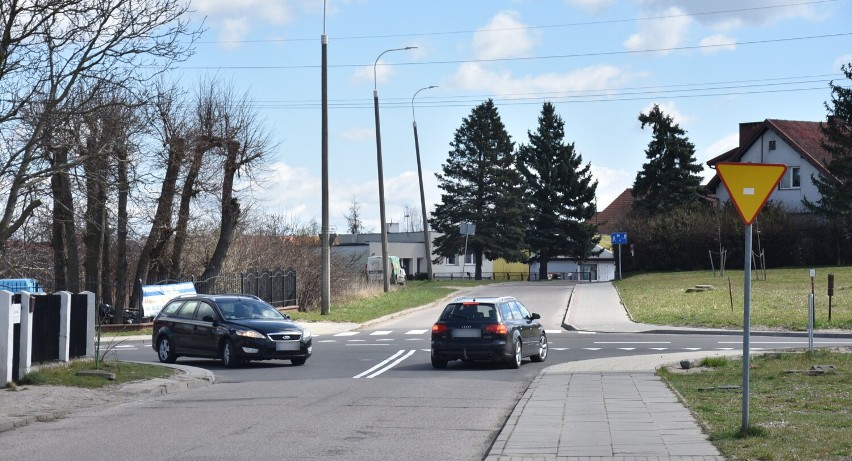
[219,299,286,321]
[440,302,498,321]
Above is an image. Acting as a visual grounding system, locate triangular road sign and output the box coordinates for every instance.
[716,162,787,224]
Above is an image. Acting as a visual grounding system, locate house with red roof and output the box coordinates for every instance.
[705,119,832,211]
[592,188,634,234]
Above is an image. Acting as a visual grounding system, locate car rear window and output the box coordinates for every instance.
[440,302,497,321]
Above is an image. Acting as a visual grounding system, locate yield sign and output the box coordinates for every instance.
[716,162,787,224]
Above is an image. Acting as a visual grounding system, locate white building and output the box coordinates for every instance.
[333,224,493,280]
[707,119,832,211]
[528,246,616,282]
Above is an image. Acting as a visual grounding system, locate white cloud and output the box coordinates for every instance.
[340,127,374,142]
[699,34,736,54]
[191,0,303,43]
[624,7,692,55]
[834,54,852,71]
[472,11,540,60]
[353,60,395,85]
[254,162,318,217]
[640,0,824,31]
[699,132,739,180]
[589,165,634,211]
[449,63,642,96]
[566,0,614,14]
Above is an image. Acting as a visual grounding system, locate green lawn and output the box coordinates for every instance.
[659,350,852,461]
[615,267,852,330]
[287,279,495,323]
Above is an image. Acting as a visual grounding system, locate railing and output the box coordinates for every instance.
[431,270,598,281]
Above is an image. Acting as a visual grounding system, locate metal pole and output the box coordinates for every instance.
[412,85,437,280]
[742,223,752,432]
[618,243,622,280]
[320,1,330,314]
[373,46,416,293]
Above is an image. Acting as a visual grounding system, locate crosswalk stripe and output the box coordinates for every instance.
[370,331,392,335]
[405,329,428,335]
[334,332,359,337]
[545,330,562,334]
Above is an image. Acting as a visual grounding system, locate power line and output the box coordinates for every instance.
[176,32,851,70]
[194,0,839,44]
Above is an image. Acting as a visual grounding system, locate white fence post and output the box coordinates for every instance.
[18,292,34,379]
[81,291,95,358]
[58,291,71,362]
[0,290,13,384]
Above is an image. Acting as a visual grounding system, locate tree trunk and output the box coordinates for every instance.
[114,145,129,322]
[129,139,185,310]
[170,140,214,279]
[50,146,80,292]
[83,140,106,303]
[201,140,241,284]
[538,251,549,280]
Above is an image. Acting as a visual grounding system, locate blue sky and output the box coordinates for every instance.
[177,0,851,233]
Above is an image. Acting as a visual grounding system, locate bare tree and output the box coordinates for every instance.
[0,0,200,251]
[402,204,422,233]
[345,197,366,235]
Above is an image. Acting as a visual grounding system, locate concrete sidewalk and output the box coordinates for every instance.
[486,282,735,460]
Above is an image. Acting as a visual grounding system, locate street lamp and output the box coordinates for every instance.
[320,0,330,314]
[373,46,416,292]
[412,85,437,280]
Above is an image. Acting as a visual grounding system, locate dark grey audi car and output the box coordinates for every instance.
[152,294,312,367]
[430,296,547,369]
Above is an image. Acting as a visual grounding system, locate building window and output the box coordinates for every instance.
[768,140,776,151]
[446,254,457,265]
[464,253,474,264]
[779,166,800,189]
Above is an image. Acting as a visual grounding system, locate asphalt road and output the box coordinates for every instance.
[3,283,851,460]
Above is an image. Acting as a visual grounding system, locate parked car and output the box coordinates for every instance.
[430,296,547,369]
[151,294,312,367]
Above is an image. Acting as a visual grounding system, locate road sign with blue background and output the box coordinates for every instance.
[611,232,628,245]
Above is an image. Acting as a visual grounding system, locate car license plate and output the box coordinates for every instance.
[452,328,481,338]
[275,341,300,351]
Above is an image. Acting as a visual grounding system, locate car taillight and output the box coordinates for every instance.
[484,324,508,335]
[432,323,448,334]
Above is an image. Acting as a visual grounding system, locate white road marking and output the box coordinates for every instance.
[683,347,702,351]
[716,347,735,350]
[584,347,602,351]
[348,339,366,342]
[317,340,336,343]
[545,330,562,334]
[405,329,428,335]
[577,331,597,334]
[370,331,392,336]
[335,332,359,337]
[595,341,671,344]
[551,347,569,351]
[405,338,425,341]
[649,347,668,351]
[346,343,390,346]
[618,347,636,351]
[377,338,394,342]
[354,350,417,379]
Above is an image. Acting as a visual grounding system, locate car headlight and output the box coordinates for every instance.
[301,328,312,341]
[234,329,266,339]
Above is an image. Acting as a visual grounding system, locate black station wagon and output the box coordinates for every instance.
[151,294,312,367]
[431,296,547,369]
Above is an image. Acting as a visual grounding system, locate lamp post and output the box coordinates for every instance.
[373,46,416,292]
[412,85,437,280]
[320,0,330,314]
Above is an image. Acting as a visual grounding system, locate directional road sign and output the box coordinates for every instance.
[716,162,787,224]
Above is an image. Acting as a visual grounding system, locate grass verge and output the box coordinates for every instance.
[615,267,852,330]
[658,349,852,461]
[288,279,494,323]
[16,359,174,389]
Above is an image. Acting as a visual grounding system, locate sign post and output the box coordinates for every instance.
[611,232,628,280]
[715,162,786,433]
[459,222,476,279]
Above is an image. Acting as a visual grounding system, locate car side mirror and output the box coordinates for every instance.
[202,315,216,323]
[281,313,291,320]
[530,313,541,320]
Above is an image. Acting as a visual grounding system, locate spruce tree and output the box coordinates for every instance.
[632,104,704,214]
[517,102,600,279]
[429,99,527,279]
[804,63,852,264]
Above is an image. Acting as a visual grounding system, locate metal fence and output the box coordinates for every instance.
[433,270,598,282]
[152,268,297,308]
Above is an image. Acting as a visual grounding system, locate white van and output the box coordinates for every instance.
[366,255,406,285]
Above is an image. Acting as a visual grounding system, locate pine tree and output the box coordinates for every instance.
[517,102,600,279]
[429,99,527,279]
[632,104,704,214]
[804,63,852,264]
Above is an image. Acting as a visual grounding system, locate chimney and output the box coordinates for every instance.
[739,121,763,147]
